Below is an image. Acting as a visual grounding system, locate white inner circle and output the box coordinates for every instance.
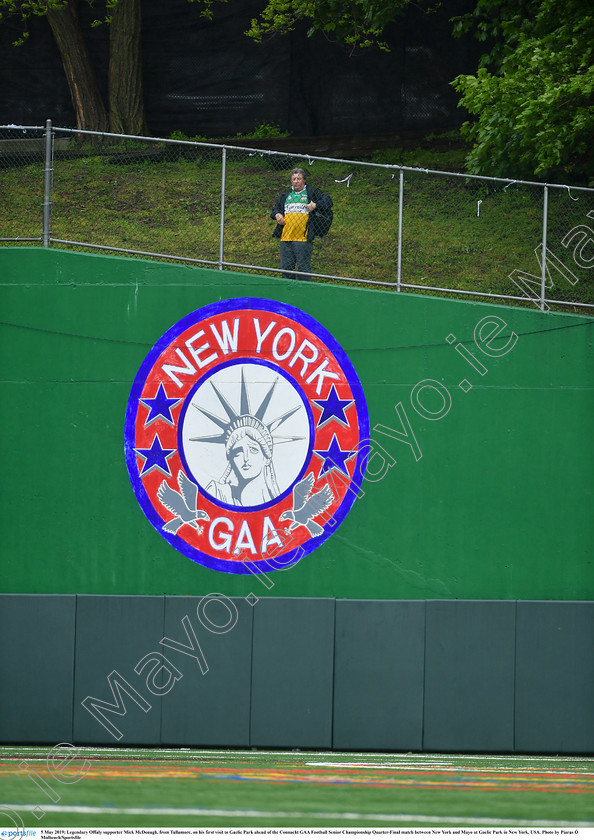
[180,362,311,507]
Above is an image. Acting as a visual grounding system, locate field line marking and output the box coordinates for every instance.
[3,804,594,827]
[2,747,593,763]
[306,761,594,775]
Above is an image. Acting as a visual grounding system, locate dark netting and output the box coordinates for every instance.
[0,15,75,127]
[0,0,480,139]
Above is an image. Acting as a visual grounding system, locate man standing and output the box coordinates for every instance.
[271,167,332,282]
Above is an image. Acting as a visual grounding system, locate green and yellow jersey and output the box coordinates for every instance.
[281,188,309,242]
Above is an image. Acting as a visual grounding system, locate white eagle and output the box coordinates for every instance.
[157,471,210,534]
[279,472,333,538]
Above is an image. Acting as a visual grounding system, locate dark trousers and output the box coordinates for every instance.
[280,240,313,281]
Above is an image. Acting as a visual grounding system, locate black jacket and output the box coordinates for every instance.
[271,185,332,242]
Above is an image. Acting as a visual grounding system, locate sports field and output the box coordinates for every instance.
[1,747,593,829]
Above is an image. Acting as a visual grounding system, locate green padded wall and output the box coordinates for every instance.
[0,594,75,743]
[1,594,592,753]
[249,598,335,748]
[332,600,425,750]
[73,595,165,744]
[160,596,253,746]
[423,600,516,752]
[514,601,594,754]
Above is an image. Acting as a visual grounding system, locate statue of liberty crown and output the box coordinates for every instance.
[190,366,305,453]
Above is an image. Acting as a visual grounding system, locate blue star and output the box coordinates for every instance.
[313,385,355,429]
[314,434,355,478]
[135,435,176,477]
[139,384,181,427]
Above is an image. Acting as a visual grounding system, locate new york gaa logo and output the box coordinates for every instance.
[124,298,369,574]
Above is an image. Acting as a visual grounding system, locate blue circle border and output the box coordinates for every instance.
[124,297,369,574]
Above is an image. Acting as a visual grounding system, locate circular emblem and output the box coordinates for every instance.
[124,298,369,574]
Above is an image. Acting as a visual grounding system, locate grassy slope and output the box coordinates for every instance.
[1,133,592,311]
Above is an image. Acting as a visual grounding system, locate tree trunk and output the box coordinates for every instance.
[108,0,148,135]
[46,0,109,132]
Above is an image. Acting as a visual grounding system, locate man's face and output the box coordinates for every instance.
[291,171,306,191]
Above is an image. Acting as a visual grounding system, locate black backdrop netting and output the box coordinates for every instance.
[0,0,480,138]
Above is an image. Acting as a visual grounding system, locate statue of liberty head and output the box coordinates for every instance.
[189,366,305,507]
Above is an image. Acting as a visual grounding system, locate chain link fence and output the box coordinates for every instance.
[1,121,593,312]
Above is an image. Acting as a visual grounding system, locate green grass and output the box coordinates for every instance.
[1,136,593,313]
[2,747,593,829]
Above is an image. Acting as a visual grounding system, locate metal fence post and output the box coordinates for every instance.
[397,168,404,292]
[219,146,227,270]
[540,185,549,311]
[42,119,53,247]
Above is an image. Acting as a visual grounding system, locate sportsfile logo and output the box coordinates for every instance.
[125,298,369,573]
